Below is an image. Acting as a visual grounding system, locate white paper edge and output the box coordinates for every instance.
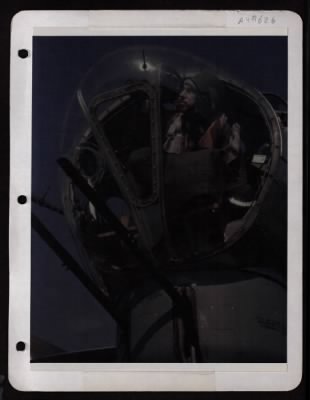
[9,10,303,392]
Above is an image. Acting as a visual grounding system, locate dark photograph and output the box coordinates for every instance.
[31,36,287,363]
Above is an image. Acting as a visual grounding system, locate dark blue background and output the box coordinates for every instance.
[31,36,287,354]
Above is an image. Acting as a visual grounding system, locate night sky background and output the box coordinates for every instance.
[31,36,287,357]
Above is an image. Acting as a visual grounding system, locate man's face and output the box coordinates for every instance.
[176,80,197,112]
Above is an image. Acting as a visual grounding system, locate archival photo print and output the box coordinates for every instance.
[31,36,287,363]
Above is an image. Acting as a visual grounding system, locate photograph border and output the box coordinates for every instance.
[9,10,303,391]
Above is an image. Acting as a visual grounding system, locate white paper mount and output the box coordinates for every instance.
[9,10,302,392]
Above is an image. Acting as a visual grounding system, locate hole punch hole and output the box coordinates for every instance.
[17,195,27,204]
[18,49,29,59]
[16,341,26,351]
